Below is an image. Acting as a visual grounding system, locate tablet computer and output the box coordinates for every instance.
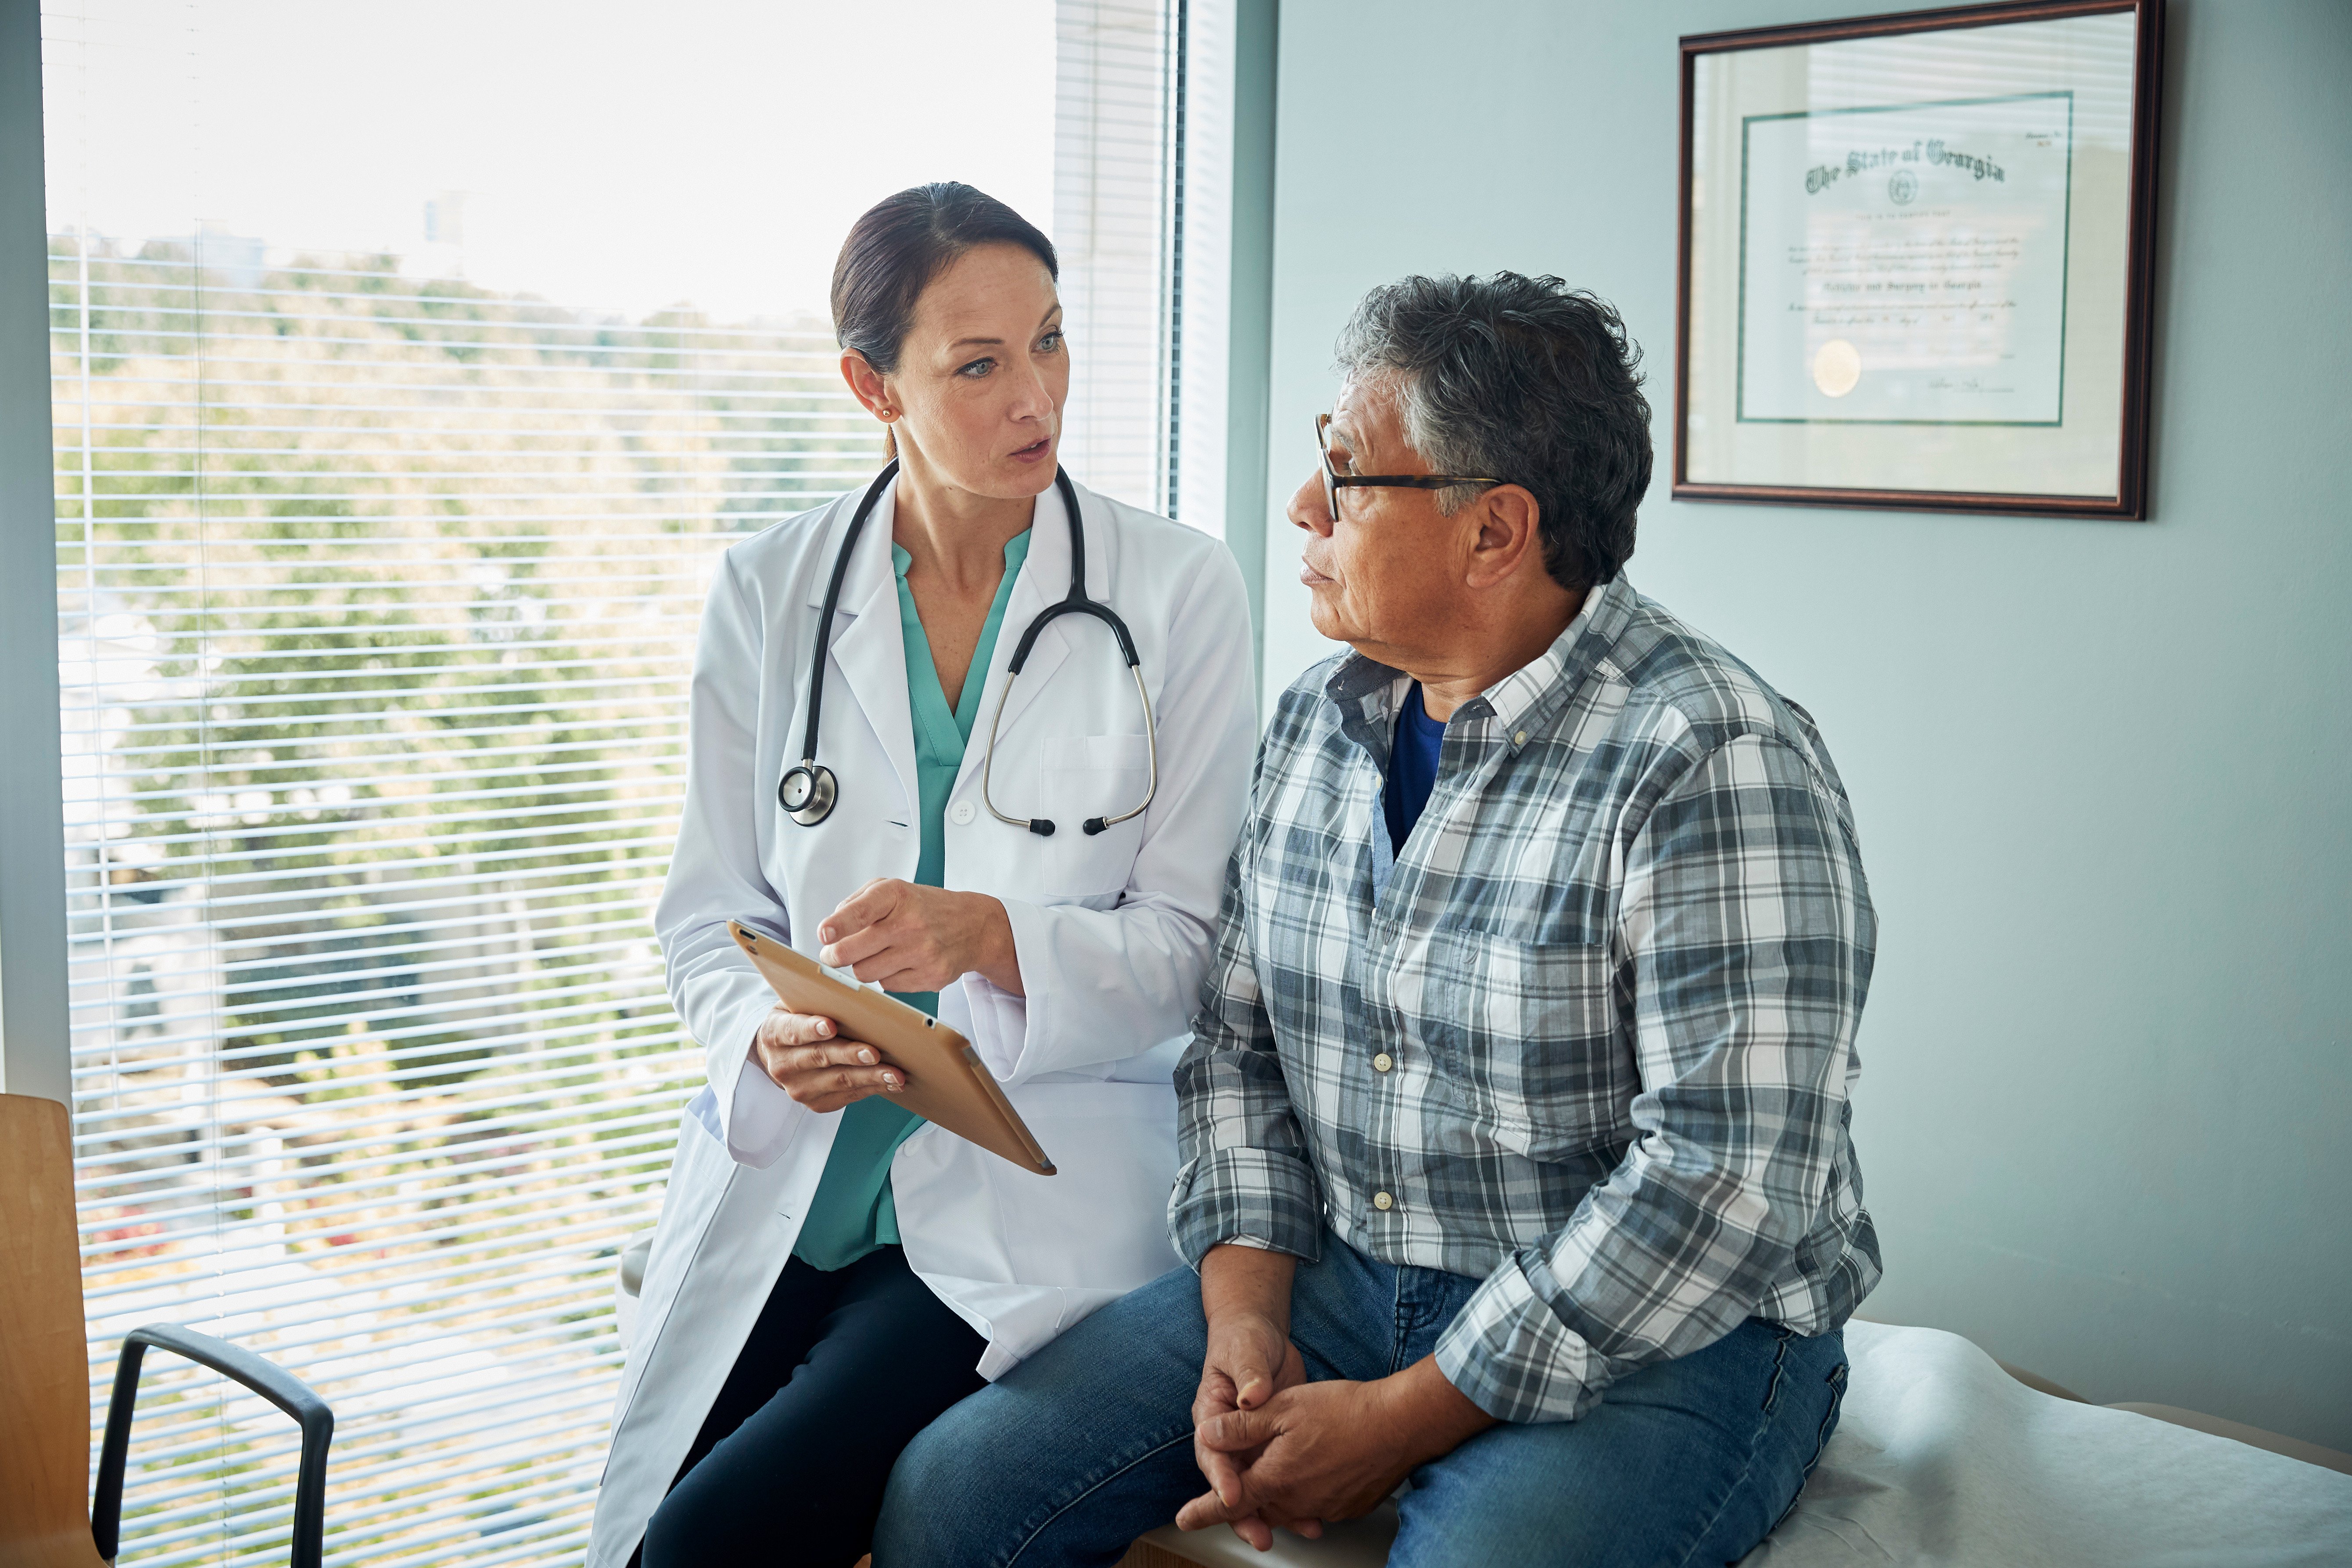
[727,920,1055,1176]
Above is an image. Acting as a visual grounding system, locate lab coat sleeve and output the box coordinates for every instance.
[958,541,1258,1084]
[653,548,809,1167]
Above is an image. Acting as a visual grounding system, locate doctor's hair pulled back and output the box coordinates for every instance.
[832,182,1059,379]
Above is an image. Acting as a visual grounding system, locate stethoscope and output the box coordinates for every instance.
[778,460,1158,838]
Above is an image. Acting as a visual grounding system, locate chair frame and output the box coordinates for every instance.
[91,1324,334,1568]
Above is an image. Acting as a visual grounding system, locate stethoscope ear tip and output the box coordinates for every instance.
[1028,819,1056,838]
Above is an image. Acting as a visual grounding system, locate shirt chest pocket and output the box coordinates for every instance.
[1405,923,1629,1151]
[1034,733,1151,898]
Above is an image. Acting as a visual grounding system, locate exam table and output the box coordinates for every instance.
[1126,1320,2352,1567]
[613,1235,2352,1566]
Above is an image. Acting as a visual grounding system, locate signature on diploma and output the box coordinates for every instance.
[1925,376,2015,395]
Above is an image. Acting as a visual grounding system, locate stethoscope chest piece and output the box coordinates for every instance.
[778,761,837,827]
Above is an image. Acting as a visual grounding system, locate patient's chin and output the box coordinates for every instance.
[1305,595,1352,644]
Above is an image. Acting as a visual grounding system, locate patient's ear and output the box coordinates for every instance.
[1463,486,1542,590]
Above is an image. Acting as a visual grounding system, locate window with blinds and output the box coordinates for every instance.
[42,2,1210,1563]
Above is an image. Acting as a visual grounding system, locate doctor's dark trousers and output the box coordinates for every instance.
[634,1245,986,1568]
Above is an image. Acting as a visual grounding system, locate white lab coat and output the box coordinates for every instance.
[585,473,1256,1566]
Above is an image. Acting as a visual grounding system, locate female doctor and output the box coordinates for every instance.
[585,184,1256,1568]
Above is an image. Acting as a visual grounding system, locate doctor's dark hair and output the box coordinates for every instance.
[831,182,1059,378]
[1334,273,1652,591]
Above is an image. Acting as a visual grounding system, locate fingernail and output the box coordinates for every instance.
[883,1073,903,1089]
[857,1048,875,1064]
[815,1019,831,1036]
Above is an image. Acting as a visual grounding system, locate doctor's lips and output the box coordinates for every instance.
[1009,435,1052,464]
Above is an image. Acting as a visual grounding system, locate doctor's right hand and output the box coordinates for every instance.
[751,1005,907,1113]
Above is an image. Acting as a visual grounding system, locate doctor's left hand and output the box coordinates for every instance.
[817,879,1025,998]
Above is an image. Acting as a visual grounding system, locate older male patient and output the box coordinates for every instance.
[875,274,1881,1567]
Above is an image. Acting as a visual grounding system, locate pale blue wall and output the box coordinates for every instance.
[1248,0,2352,1447]
[0,0,69,1103]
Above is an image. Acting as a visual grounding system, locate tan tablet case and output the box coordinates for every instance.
[727,920,1055,1176]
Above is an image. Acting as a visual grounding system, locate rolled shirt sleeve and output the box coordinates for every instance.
[1434,734,1875,1423]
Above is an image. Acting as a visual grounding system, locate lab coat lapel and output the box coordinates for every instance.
[816,482,918,823]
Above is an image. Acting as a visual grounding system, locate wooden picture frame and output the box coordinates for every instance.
[1673,0,2165,519]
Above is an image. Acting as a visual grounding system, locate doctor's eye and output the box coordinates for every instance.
[956,356,996,378]
[1035,330,1064,354]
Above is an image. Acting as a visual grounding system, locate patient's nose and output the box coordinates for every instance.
[1287,470,1334,535]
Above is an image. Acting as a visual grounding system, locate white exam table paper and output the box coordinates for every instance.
[1141,1320,2352,1567]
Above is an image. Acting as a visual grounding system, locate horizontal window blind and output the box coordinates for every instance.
[43,3,1192,1564]
[1055,0,1183,517]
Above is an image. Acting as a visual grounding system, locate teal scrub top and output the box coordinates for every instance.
[789,527,1034,1271]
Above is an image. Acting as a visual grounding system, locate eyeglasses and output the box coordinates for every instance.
[1316,412,1504,521]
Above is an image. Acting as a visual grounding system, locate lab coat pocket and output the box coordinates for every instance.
[1001,1079,1181,1288]
[1038,733,1151,896]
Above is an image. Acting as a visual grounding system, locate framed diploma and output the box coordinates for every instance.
[1675,0,2164,518]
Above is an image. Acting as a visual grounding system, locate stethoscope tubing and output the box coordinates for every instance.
[779,462,1156,836]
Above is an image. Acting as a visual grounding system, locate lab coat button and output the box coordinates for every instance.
[1372,1190,1395,1212]
[1372,1052,1395,1073]
[950,801,976,826]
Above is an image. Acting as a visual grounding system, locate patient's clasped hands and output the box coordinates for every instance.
[1181,1245,1496,1550]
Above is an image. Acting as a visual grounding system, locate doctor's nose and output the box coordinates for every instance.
[1287,469,1334,537]
[1003,361,1056,424]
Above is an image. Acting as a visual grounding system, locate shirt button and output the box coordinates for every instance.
[949,801,976,826]
[1513,729,1528,745]
[1372,1190,1395,1212]
[1372,1052,1395,1073]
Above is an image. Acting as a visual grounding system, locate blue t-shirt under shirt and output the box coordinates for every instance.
[1382,682,1445,853]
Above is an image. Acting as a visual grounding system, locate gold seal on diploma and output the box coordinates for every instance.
[1812,337,1862,398]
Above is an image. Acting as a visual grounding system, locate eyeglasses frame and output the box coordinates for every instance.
[1315,412,1505,521]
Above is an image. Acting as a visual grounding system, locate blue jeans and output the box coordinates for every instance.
[875,1234,1847,1568]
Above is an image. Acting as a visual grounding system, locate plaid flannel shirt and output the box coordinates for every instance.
[1168,575,1882,1424]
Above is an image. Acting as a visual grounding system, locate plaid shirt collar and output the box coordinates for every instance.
[1321,572,1638,766]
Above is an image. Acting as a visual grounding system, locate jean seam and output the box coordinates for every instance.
[1665,1331,1789,1568]
[1774,1361,1849,1532]
[1389,1264,1409,1376]
[1000,1427,1196,1568]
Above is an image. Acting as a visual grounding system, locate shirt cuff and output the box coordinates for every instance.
[1433,1252,1605,1424]
[954,971,1030,1082]
[961,897,1048,1082]
[1167,1147,1324,1269]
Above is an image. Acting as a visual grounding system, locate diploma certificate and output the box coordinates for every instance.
[1674,2,2159,517]
[1739,93,2075,425]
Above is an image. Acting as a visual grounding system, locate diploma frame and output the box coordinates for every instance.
[1674,0,2164,519]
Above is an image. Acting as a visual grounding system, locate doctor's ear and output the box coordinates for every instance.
[840,349,894,419]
